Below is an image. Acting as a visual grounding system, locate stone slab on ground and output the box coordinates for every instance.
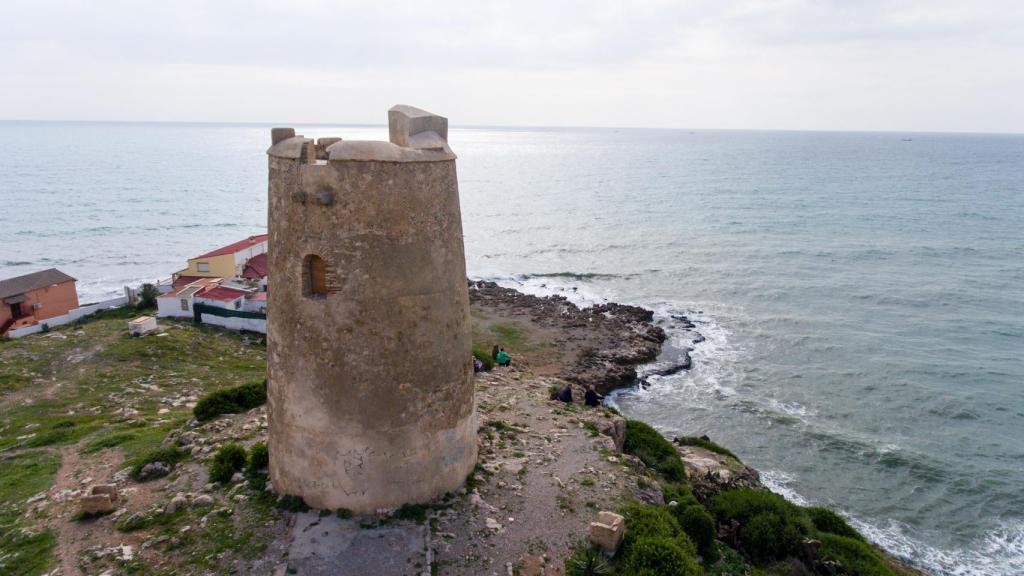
[285,512,429,576]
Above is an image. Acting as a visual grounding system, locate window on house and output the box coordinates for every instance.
[180,299,189,311]
[234,299,241,310]
[304,254,328,297]
[197,262,210,272]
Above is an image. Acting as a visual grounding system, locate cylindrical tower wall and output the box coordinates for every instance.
[266,148,476,513]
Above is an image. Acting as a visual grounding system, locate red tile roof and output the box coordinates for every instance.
[195,234,268,259]
[172,275,206,289]
[248,292,267,301]
[242,253,269,279]
[196,286,249,302]
[159,278,220,298]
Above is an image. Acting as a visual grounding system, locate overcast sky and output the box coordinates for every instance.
[2,0,1022,132]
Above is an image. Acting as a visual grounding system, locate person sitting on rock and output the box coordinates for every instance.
[496,348,512,367]
[473,357,485,373]
[584,386,603,407]
[558,384,573,403]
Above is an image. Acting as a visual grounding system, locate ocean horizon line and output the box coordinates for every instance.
[2,117,1022,137]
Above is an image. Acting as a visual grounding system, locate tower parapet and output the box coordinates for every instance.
[266,105,476,513]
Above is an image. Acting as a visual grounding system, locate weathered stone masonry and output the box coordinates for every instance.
[266,105,477,513]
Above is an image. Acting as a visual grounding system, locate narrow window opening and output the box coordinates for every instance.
[304,254,328,298]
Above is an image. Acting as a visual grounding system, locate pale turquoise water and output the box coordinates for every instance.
[1,122,1022,574]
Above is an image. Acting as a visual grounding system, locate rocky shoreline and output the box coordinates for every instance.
[468,280,706,395]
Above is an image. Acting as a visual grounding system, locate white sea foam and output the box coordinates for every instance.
[471,272,611,308]
[764,470,1024,576]
[851,517,1024,576]
[760,469,811,507]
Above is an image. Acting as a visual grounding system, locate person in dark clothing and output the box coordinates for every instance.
[558,384,573,403]
[491,344,500,360]
[584,387,603,407]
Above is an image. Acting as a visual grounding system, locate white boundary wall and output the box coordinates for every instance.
[7,296,129,338]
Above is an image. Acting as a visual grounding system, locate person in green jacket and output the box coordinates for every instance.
[496,348,511,367]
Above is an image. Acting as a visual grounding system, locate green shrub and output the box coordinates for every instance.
[623,420,686,482]
[137,283,159,309]
[129,446,186,481]
[713,489,804,526]
[623,503,682,541]
[472,347,495,371]
[620,536,703,576]
[740,512,802,564]
[277,494,309,512]
[807,506,863,541]
[818,534,895,576]
[677,504,718,562]
[193,379,267,422]
[661,482,701,508]
[208,443,247,483]
[246,442,269,477]
[714,489,812,565]
[675,436,739,461]
[565,545,613,576]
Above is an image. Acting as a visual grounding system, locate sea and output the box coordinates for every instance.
[1,122,1022,575]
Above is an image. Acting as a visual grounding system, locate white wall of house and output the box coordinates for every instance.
[232,241,268,274]
[156,295,194,318]
[194,296,244,311]
[7,296,129,338]
[243,298,267,314]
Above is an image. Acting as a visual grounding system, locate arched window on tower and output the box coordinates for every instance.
[304,254,328,298]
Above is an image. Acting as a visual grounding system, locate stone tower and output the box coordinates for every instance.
[265,105,477,513]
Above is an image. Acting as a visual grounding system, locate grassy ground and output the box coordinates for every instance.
[0,307,266,574]
[469,311,559,370]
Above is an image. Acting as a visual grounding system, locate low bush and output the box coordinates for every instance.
[623,420,686,482]
[714,489,812,565]
[137,283,159,309]
[564,545,613,576]
[193,379,267,422]
[818,533,895,576]
[675,435,739,461]
[807,506,863,541]
[677,504,718,562]
[620,536,703,576]
[661,482,701,508]
[129,446,186,481]
[713,489,804,526]
[246,442,269,477]
[741,512,802,564]
[208,443,247,483]
[277,494,309,512]
[622,503,684,543]
[472,347,495,371]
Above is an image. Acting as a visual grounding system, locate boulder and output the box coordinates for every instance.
[165,494,188,515]
[677,445,761,500]
[138,461,171,481]
[192,494,215,507]
[89,484,118,501]
[79,494,115,515]
[588,511,625,557]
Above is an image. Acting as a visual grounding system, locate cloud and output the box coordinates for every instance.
[1,0,1022,132]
